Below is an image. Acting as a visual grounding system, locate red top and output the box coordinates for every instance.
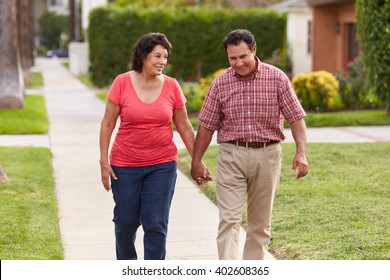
[197,58,306,143]
[108,73,186,167]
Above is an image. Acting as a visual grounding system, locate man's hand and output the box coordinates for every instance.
[292,152,309,179]
[191,161,212,185]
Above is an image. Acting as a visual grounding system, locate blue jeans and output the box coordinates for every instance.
[111,162,177,260]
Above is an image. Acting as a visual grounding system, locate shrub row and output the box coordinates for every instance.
[88,6,286,87]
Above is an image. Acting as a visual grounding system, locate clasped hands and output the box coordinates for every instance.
[191,161,212,185]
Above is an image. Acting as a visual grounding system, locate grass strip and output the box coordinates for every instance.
[25,72,44,89]
[0,95,48,134]
[0,147,63,259]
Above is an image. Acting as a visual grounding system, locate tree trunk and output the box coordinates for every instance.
[17,0,35,84]
[0,0,24,110]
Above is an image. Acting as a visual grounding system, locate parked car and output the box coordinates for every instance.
[46,48,68,58]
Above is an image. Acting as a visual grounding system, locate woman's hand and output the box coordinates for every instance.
[100,161,117,191]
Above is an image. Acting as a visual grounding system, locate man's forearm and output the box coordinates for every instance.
[290,118,307,154]
[192,126,214,165]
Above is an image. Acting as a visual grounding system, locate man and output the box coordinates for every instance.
[191,29,309,260]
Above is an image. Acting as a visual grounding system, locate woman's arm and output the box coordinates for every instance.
[172,106,196,157]
[99,100,120,191]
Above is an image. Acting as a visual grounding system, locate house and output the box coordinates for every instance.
[270,0,357,77]
[269,0,312,77]
[69,0,110,76]
[306,0,357,74]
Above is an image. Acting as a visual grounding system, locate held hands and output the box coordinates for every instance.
[191,161,212,185]
[292,152,309,180]
[100,161,117,192]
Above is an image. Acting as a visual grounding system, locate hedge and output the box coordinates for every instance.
[356,0,390,115]
[88,6,286,87]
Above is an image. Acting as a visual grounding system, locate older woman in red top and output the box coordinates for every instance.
[99,33,210,260]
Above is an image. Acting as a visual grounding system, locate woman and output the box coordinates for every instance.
[99,32,210,260]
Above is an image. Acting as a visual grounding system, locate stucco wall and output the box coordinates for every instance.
[311,1,355,73]
[288,7,313,76]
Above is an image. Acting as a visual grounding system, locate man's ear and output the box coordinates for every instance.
[252,44,257,55]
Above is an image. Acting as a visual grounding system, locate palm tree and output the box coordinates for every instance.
[0,0,35,179]
[0,0,34,110]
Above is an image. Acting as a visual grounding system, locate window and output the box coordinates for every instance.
[307,20,312,54]
[51,0,63,5]
[348,23,359,60]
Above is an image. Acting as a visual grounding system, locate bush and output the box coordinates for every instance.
[356,0,390,115]
[35,45,48,57]
[199,68,226,99]
[181,68,226,113]
[336,57,382,110]
[292,71,339,112]
[181,82,203,113]
[38,11,69,50]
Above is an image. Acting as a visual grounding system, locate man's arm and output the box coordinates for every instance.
[290,118,309,179]
[191,126,214,184]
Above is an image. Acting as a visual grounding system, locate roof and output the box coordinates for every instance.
[306,0,354,6]
[268,0,309,12]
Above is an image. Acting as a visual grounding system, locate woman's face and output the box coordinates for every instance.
[143,44,169,75]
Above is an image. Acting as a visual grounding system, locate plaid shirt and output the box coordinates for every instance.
[197,58,306,143]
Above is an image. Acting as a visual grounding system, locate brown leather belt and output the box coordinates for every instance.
[227,140,279,148]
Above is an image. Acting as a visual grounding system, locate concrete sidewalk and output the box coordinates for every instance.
[2,57,390,260]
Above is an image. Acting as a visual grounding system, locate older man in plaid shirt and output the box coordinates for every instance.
[191,29,309,260]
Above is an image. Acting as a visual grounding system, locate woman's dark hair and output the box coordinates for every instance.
[129,32,172,72]
[223,29,256,53]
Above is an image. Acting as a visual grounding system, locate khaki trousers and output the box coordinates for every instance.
[216,142,282,260]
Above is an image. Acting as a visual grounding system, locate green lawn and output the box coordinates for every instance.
[0,147,63,259]
[178,142,390,260]
[0,94,48,134]
[0,70,62,259]
[25,72,44,89]
[303,110,390,127]
[188,110,390,130]
[96,91,108,102]
[0,70,48,134]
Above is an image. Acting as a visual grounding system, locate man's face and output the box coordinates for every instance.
[226,41,257,80]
